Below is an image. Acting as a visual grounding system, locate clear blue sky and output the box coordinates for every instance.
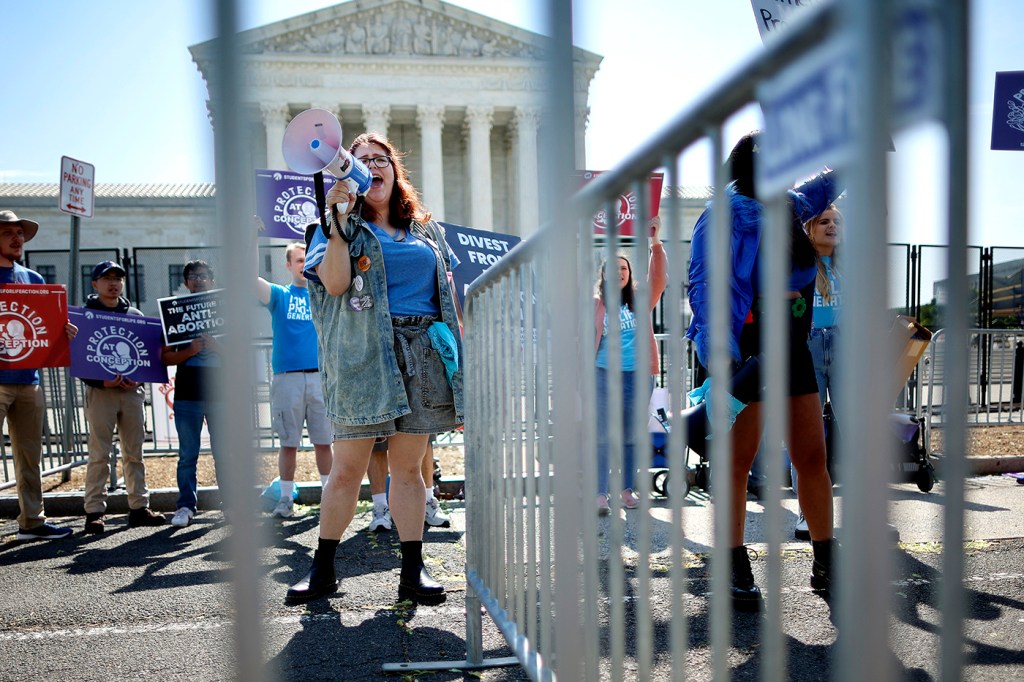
[1,0,1021,252]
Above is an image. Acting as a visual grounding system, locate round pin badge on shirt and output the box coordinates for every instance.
[353,275,364,292]
[357,256,372,272]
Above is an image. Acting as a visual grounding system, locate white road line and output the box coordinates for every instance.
[0,606,468,642]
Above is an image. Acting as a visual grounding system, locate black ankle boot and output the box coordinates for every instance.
[286,546,339,603]
[811,538,835,594]
[398,541,446,602]
[731,545,763,612]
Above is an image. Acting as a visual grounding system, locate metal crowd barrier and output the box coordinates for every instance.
[444,2,972,681]
[1,340,279,489]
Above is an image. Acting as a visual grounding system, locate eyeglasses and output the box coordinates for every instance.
[358,156,392,169]
[186,273,211,282]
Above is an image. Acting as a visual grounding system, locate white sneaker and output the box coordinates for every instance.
[170,507,195,528]
[272,497,294,519]
[424,497,451,528]
[794,513,810,541]
[369,504,393,532]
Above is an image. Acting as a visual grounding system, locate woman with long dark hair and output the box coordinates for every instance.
[686,132,839,611]
[594,217,667,512]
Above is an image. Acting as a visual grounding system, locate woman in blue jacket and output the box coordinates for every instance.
[686,132,838,611]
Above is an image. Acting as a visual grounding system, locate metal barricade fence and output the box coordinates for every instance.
[455,2,971,681]
[922,329,1024,452]
[0,339,282,489]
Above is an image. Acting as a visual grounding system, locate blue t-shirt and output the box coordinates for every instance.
[811,256,842,328]
[0,264,46,385]
[596,304,638,371]
[304,222,459,318]
[265,283,319,373]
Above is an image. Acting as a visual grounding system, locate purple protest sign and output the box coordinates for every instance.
[68,307,169,384]
[991,71,1024,151]
[254,168,337,239]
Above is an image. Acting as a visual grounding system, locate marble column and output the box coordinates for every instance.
[260,103,290,169]
[513,106,540,236]
[465,105,494,230]
[362,104,391,138]
[417,105,446,220]
[574,106,590,170]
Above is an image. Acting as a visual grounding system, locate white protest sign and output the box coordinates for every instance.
[748,0,822,42]
[59,156,95,218]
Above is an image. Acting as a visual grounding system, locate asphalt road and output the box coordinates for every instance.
[1,476,1023,681]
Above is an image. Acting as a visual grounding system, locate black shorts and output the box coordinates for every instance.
[738,290,819,398]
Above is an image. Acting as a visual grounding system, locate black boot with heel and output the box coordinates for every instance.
[286,539,340,603]
[398,540,446,603]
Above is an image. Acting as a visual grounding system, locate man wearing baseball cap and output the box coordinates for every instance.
[0,210,77,540]
[79,260,166,533]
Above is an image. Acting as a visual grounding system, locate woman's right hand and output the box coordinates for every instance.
[326,180,356,223]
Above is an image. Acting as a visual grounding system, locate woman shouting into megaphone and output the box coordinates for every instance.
[287,132,463,606]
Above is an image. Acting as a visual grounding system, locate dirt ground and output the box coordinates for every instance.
[7,426,1024,497]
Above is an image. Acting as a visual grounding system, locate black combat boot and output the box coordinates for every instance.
[731,545,763,612]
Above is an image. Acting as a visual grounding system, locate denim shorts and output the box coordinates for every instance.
[331,315,462,440]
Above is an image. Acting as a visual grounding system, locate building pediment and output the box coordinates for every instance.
[237,0,547,60]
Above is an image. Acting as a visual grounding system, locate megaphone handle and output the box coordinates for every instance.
[313,171,330,240]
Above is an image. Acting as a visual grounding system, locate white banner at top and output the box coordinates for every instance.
[748,0,823,42]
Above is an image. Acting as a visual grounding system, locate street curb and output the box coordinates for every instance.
[961,455,1024,476]
[0,477,465,519]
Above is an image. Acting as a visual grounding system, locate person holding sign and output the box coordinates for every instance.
[0,210,77,540]
[594,216,667,513]
[161,260,223,528]
[255,241,333,518]
[685,134,839,610]
[287,133,462,604]
[80,261,166,533]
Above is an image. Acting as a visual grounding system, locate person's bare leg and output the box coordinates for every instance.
[287,437,375,602]
[388,432,445,600]
[387,433,430,540]
[278,446,298,482]
[313,443,333,477]
[368,450,389,496]
[729,402,763,547]
[420,443,434,492]
[319,438,375,539]
[787,393,834,541]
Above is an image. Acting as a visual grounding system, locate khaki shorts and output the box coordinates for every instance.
[270,371,333,447]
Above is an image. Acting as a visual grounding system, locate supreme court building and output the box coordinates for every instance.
[3,0,708,297]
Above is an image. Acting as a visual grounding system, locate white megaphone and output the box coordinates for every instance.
[282,108,373,212]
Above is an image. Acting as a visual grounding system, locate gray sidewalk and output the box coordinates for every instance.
[1,474,1023,681]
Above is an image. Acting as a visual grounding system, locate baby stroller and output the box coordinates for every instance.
[647,358,764,500]
[823,400,937,493]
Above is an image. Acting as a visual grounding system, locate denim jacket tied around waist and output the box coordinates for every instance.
[307,214,465,426]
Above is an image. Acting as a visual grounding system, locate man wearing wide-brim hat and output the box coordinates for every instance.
[0,210,77,540]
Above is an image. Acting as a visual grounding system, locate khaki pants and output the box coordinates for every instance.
[0,383,46,530]
[83,385,149,513]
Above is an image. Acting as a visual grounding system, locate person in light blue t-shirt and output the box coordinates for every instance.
[256,241,333,519]
[791,205,843,539]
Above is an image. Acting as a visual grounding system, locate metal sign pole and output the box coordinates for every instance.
[61,215,81,480]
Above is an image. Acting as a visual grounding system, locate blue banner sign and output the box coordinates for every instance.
[991,71,1024,151]
[758,1,941,194]
[254,169,337,240]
